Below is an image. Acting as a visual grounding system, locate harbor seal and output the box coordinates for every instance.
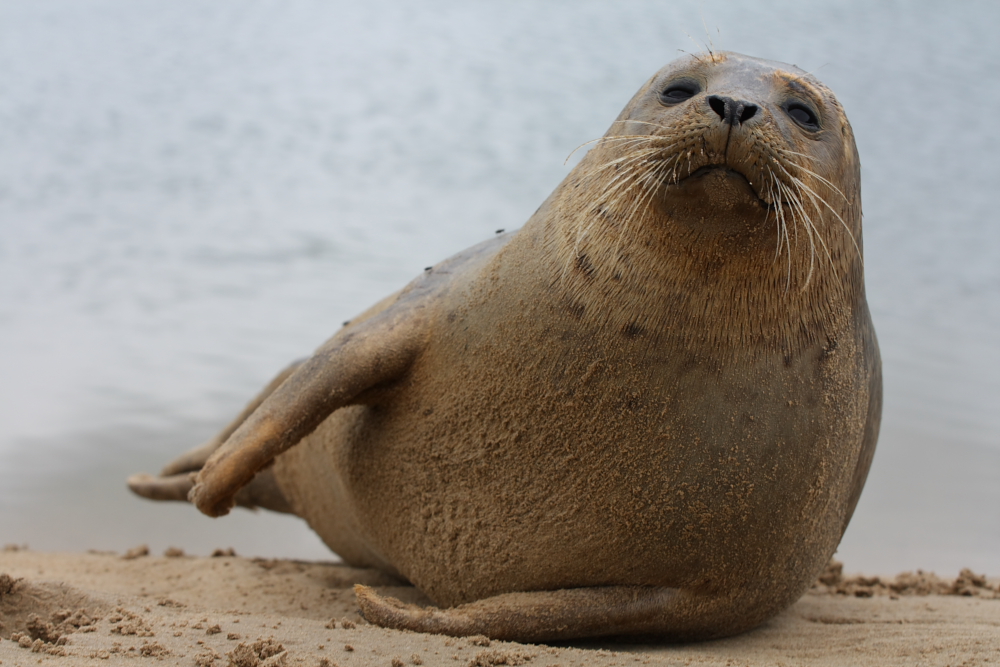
[129,51,881,642]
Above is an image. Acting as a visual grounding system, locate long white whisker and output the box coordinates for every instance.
[565,135,657,165]
[568,149,664,275]
[613,157,672,263]
[769,175,792,292]
[775,154,849,203]
[774,162,862,266]
[586,146,666,174]
[776,179,814,288]
[782,180,819,289]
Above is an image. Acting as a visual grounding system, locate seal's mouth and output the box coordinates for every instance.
[683,165,748,183]
[673,165,769,209]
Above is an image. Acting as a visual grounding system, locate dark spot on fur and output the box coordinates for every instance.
[567,302,586,320]
[447,311,457,323]
[783,354,793,367]
[622,322,644,338]
[613,272,622,281]
[423,408,434,417]
[574,253,596,279]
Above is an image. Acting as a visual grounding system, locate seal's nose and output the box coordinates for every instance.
[707,95,758,125]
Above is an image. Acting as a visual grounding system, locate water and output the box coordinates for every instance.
[1,1,998,574]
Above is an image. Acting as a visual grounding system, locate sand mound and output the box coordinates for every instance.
[0,573,112,656]
[812,560,999,599]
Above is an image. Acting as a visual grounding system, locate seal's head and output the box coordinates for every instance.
[555,51,863,354]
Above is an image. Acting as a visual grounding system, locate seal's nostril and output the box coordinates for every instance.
[708,96,727,120]
[708,95,758,126]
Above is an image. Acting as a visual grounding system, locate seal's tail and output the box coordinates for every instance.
[355,584,729,642]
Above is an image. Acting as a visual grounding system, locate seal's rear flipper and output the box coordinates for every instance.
[355,584,714,642]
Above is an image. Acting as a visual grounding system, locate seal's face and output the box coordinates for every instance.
[574,52,861,288]
[557,52,864,351]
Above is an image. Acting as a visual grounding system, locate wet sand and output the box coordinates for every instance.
[1,549,997,666]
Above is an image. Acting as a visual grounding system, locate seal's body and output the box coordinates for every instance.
[130,52,881,642]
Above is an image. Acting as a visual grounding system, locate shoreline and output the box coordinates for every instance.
[1,549,997,666]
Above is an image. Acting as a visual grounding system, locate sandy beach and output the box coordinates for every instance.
[1,548,997,667]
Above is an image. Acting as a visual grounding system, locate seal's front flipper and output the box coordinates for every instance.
[159,360,305,477]
[355,584,716,642]
[189,303,429,518]
[127,472,195,502]
[127,468,293,514]
[128,360,303,513]
[132,232,506,519]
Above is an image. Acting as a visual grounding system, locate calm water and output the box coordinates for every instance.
[1,1,998,574]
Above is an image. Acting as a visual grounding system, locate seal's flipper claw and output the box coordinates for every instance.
[356,584,703,642]
[127,472,196,502]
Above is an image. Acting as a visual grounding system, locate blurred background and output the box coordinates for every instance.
[0,1,997,575]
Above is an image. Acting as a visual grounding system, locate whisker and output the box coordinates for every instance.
[775,163,863,265]
[765,169,784,263]
[776,179,816,288]
[773,148,818,164]
[612,157,671,262]
[564,135,663,165]
[567,150,664,276]
[609,119,677,131]
[583,146,669,177]
[774,153,849,203]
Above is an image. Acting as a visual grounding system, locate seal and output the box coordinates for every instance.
[129,51,881,642]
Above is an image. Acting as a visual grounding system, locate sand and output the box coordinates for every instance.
[1,548,997,667]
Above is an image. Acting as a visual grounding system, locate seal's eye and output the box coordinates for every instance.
[785,102,820,130]
[659,82,700,105]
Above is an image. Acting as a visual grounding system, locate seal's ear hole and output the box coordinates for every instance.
[659,81,700,105]
[785,102,820,131]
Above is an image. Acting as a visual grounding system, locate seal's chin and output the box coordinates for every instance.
[659,166,771,236]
